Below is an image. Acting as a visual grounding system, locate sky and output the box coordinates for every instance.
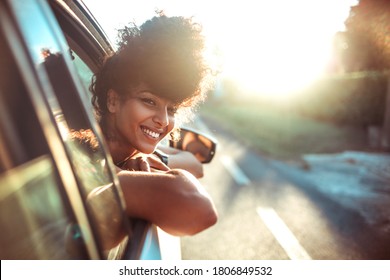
[83,0,358,97]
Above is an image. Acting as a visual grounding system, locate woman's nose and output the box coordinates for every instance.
[152,107,169,127]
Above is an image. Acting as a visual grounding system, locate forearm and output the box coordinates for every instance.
[117,169,217,236]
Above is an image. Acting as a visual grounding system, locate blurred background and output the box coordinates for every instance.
[85,0,390,260]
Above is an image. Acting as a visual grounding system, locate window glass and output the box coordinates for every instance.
[67,51,131,258]
[0,157,87,259]
[0,17,88,259]
[72,51,95,112]
[9,0,130,259]
[10,0,61,64]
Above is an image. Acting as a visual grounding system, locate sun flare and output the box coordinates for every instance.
[219,34,333,98]
[84,0,358,98]
[199,0,358,98]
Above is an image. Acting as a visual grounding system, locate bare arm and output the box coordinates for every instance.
[157,145,204,178]
[120,148,203,178]
[117,168,217,236]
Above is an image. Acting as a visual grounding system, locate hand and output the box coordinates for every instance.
[121,153,170,172]
[121,156,150,172]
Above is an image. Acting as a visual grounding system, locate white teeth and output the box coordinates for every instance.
[142,127,160,139]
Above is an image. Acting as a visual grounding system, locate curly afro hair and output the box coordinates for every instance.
[91,15,210,121]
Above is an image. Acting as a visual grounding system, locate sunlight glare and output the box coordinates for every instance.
[83,0,358,98]
[205,0,357,98]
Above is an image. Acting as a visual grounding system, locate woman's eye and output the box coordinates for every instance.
[141,98,156,106]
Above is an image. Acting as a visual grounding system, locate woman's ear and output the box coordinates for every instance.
[107,89,120,113]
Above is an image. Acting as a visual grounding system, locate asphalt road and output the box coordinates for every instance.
[180,117,390,260]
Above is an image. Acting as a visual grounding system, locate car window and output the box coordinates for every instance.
[72,51,95,110]
[0,19,88,259]
[0,156,85,259]
[35,19,130,261]
[2,0,131,259]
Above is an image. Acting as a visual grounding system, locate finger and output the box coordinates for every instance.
[139,158,151,172]
[148,157,170,171]
[122,159,138,171]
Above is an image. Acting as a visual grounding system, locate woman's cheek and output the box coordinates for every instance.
[167,116,175,132]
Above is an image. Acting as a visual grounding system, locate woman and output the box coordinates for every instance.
[90,14,217,236]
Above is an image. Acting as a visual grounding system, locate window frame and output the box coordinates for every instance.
[0,0,98,259]
[0,0,134,259]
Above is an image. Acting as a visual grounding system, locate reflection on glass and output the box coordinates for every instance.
[66,129,128,256]
[0,156,87,259]
[42,51,128,258]
[10,0,61,64]
[10,0,129,258]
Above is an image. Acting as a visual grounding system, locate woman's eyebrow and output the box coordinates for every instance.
[136,90,177,106]
[136,90,156,96]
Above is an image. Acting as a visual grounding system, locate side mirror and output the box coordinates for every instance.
[169,127,217,164]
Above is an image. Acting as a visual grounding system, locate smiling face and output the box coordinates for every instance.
[107,84,176,155]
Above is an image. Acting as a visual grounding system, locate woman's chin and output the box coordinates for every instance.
[137,145,157,155]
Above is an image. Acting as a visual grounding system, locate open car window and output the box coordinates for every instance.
[0,9,88,259]
[1,0,132,259]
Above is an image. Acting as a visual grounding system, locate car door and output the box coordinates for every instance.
[0,0,136,259]
[0,0,97,259]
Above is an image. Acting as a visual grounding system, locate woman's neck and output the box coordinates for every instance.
[107,138,137,165]
[100,118,137,165]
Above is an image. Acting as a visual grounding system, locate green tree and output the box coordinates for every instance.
[340,0,390,148]
[343,0,390,71]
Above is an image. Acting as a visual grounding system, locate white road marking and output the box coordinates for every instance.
[257,207,312,260]
[220,155,250,186]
